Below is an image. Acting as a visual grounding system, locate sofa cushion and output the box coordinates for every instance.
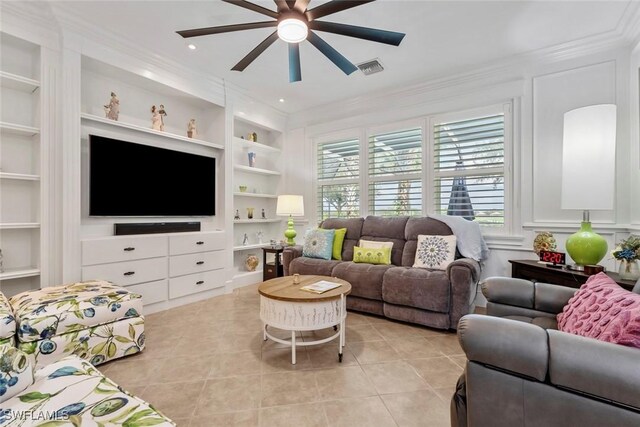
[402,217,454,267]
[503,315,558,330]
[0,293,16,343]
[321,217,364,261]
[382,267,450,313]
[557,273,640,348]
[302,228,335,260]
[11,281,143,343]
[332,262,393,300]
[1,355,173,425]
[360,216,409,266]
[289,257,342,277]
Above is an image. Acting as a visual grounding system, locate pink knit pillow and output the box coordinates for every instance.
[557,272,640,349]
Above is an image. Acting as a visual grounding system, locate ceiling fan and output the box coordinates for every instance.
[176,0,406,82]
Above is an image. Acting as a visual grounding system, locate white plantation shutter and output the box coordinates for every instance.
[368,127,423,216]
[317,138,360,220]
[433,114,505,227]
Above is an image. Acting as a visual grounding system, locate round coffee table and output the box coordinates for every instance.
[258,275,351,365]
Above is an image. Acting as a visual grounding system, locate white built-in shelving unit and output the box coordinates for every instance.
[232,116,283,283]
[0,33,43,295]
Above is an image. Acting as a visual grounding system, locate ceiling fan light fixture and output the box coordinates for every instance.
[277,17,308,43]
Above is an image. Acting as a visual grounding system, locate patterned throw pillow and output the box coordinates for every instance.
[353,246,392,265]
[413,235,457,270]
[303,228,335,260]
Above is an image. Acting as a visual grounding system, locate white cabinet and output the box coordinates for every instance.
[81,231,226,307]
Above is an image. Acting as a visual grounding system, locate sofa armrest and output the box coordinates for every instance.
[458,314,549,381]
[282,245,303,276]
[447,258,481,328]
[548,330,640,410]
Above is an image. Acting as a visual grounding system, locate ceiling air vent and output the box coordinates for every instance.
[357,59,384,76]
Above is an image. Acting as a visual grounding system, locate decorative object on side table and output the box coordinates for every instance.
[245,254,259,271]
[612,235,640,280]
[150,105,162,131]
[187,118,197,138]
[248,152,256,167]
[533,232,557,255]
[103,92,119,121]
[561,104,617,270]
[247,207,254,219]
[276,195,305,245]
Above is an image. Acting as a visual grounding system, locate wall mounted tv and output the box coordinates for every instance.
[89,135,216,216]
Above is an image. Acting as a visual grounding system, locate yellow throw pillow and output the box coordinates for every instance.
[353,246,392,265]
[332,228,348,260]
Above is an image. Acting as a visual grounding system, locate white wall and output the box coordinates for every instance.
[284,42,638,305]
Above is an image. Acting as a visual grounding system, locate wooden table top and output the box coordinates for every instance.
[258,275,352,302]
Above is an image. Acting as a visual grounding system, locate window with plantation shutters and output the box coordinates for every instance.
[368,127,422,216]
[433,113,505,227]
[317,138,360,220]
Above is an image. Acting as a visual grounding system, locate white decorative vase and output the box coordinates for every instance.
[618,260,640,281]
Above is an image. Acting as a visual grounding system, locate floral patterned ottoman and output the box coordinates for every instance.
[0,354,174,426]
[9,281,145,369]
[0,295,15,350]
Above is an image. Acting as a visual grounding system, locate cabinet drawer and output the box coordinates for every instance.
[169,270,224,299]
[169,232,225,255]
[126,280,168,305]
[170,251,225,277]
[82,257,167,287]
[82,236,167,266]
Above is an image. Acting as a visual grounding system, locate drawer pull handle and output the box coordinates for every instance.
[196,241,204,245]
[124,247,135,252]
[196,261,205,265]
[124,271,135,276]
[196,280,205,285]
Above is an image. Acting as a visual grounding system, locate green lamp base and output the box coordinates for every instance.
[565,221,608,268]
[284,215,297,246]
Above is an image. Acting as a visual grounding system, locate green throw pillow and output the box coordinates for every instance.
[332,228,348,260]
[352,246,392,265]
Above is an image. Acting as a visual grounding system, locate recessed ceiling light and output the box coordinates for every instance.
[279,98,285,103]
[188,44,197,50]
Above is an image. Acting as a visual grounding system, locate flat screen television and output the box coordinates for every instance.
[89,135,215,216]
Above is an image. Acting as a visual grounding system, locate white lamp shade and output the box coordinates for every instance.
[561,104,616,210]
[276,195,305,217]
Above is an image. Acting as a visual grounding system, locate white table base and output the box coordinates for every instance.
[260,293,347,364]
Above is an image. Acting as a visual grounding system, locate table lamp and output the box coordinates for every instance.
[561,104,616,270]
[276,195,305,245]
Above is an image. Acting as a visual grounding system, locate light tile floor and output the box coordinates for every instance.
[99,284,466,426]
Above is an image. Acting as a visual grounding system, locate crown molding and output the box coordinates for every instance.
[0,1,60,49]
[619,1,640,45]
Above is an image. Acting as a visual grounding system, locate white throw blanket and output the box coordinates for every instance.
[430,214,490,262]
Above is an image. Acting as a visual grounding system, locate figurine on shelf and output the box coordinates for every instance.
[151,105,162,131]
[261,208,266,219]
[234,209,240,220]
[103,92,119,121]
[248,133,255,142]
[248,152,256,168]
[257,231,264,244]
[247,207,254,219]
[158,104,167,131]
[187,119,198,139]
[242,233,249,246]
[251,132,258,142]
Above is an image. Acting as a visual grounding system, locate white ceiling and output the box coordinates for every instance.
[52,1,633,113]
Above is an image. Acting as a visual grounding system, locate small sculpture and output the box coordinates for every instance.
[151,105,162,131]
[187,119,197,139]
[247,207,254,219]
[158,104,167,131]
[261,208,266,219]
[103,92,119,121]
[234,209,240,220]
[251,132,258,142]
[533,232,557,255]
[245,254,259,271]
[248,152,256,167]
[242,233,249,245]
[248,133,255,142]
[257,231,264,244]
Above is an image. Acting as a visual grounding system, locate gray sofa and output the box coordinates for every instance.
[282,216,481,330]
[452,277,640,427]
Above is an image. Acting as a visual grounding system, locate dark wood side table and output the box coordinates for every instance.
[263,246,284,281]
[509,259,636,291]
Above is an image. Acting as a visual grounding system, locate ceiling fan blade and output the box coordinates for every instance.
[307,31,357,75]
[177,21,277,38]
[274,0,289,12]
[306,0,375,21]
[309,21,405,46]
[289,43,302,82]
[232,31,279,71]
[222,0,278,19]
[286,0,296,9]
[292,0,310,13]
